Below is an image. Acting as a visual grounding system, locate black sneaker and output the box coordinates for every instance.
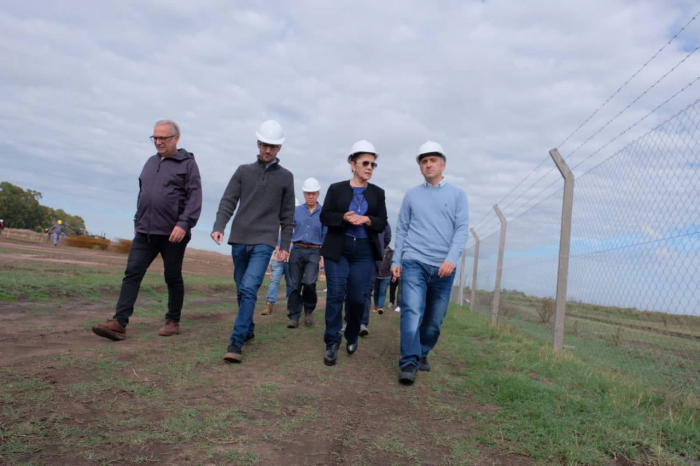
[419,356,431,372]
[398,365,418,385]
[223,345,242,363]
[245,333,255,343]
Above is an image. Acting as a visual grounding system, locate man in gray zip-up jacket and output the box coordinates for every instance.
[93,120,202,342]
[211,120,295,363]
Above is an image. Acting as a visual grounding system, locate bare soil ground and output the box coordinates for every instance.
[0,238,527,465]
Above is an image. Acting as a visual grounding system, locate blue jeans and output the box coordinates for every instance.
[324,237,375,348]
[399,260,455,369]
[266,259,291,304]
[373,277,390,308]
[229,243,274,348]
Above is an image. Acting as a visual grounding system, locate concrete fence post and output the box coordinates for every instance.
[458,249,467,305]
[491,205,507,325]
[470,228,480,312]
[549,148,575,351]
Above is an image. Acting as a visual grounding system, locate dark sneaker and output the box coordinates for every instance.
[223,345,242,363]
[304,313,314,326]
[92,320,126,341]
[359,325,369,337]
[287,318,299,329]
[399,365,418,385]
[245,332,255,343]
[419,356,431,372]
[324,344,339,366]
[158,320,180,337]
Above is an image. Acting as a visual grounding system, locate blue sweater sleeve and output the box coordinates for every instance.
[446,191,469,266]
[392,194,411,268]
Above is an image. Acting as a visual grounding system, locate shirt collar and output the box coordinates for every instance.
[424,177,446,188]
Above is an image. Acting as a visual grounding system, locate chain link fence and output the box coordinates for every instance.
[452,99,700,397]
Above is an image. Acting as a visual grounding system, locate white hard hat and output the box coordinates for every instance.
[256,120,285,145]
[302,177,321,192]
[347,140,378,163]
[417,141,446,162]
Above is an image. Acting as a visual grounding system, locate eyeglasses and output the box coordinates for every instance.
[150,135,177,143]
[358,160,378,169]
[259,142,281,150]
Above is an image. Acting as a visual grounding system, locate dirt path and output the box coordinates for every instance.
[0,239,527,465]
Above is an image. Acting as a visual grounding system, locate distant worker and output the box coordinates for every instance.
[262,228,294,315]
[211,120,295,364]
[92,120,202,341]
[320,140,387,366]
[48,220,65,246]
[374,244,394,313]
[392,141,469,385]
[0,218,5,238]
[287,177,327,328]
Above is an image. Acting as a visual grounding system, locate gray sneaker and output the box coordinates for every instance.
[359,325,369,337]
[399,365,418,385]
[419,356,431,372]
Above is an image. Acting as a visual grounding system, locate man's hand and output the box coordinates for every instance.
[169,226,186,243]
[390,266,402,282]
[319,257,325,270]
[277,250,289,262]
[438,260,455,278]
[210,231,224,245]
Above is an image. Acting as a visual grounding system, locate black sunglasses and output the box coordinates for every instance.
[358,160,378,169]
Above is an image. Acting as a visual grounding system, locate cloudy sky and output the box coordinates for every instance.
[2,1,699,311]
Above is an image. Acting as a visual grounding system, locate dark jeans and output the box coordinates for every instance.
[287,247,321,319]
[399,260,455,369]
[324,237,374,348]
[229,243,274,348]
[343,265,375,326]
[114,233,190,327]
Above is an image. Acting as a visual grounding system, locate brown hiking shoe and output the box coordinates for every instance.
[287,318,299,329]
[158,320,180,337]
[261,302,274,315]
[92,320,126,341]
[304,313,314,326]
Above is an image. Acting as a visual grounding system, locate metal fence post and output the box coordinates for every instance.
[458,249,467,305]
[491,205,507,324]
[470,228,480,312]
[549,148,575,352]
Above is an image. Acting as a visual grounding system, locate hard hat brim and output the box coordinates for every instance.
[256,132,285,145]
[416,152,446,163]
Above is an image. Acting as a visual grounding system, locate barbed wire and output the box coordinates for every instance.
[557,9,700,149]
[566,44,700,161]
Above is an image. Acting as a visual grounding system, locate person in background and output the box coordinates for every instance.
[287,178,326,328]
[374,245,394,314]
[48,220,65,246]
[211,120,295,364]
[388,276,400,311]
[262,229,294,316]
[391,141,469,386]
[0,219,5,237]
[320,140,387,366]
[92,119,202,341]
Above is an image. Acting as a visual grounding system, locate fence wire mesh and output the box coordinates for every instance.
[452,99,700,397]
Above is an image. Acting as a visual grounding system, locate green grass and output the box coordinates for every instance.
[439,305,700,465]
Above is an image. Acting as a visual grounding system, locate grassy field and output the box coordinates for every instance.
[1,239,699,465]
[470,289,700,400]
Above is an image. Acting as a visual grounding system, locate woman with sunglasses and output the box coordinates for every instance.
[320,140,388,366]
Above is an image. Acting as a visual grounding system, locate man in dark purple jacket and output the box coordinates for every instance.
[93,120,202,341]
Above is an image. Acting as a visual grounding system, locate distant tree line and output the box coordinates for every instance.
[0,181,87,235]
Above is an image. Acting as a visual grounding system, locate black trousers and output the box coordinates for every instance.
[389,277,400,305]
[287,246,321,319]
[113,233,190,327]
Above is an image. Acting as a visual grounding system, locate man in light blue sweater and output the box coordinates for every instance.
[391,141,469,385]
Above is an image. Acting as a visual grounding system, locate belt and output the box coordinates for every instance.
[293,242,321,249]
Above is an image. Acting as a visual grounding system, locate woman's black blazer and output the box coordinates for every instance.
[320,181,388,262]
